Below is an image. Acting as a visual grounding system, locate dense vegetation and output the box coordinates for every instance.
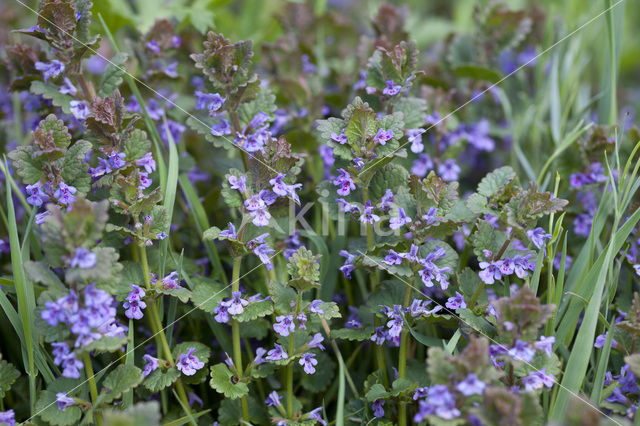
[0,0,639,425]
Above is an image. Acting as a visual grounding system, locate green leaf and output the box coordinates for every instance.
[124,129,152,162]
[143,367,180,393]
[62,140,92,191]
[318,301,342,320]
[365,383,389,401]
[80,337,128,355]
[96,364,144,406]
[316,117,352,160]
[331,327,375,342]
[471,220,507,259]
[30,81,72,114]
[234,299,274,322]
[38,114,72,150]
[157,286,192,303]
[36,379,83,426]
[369,163,410,201]
[268,280,297,312]
[477,166,516,198]
[0,360,20,398]
[393,97,428,129]
[98,52,128,97]
[344,97,377,150]
[191,279,226,313]
[237,86,277,127]
[7,146,44,184]
[209,363,249,399]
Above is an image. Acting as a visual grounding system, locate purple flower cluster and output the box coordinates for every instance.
[26,181,78,209]
[478,254,535,285]
[41,285,127,378]
[123,284,146,320]
[385,244,452,290]
[569,162,607,188]
[213,292,260,323]
[413,384,462,422]
[176,348,205,376]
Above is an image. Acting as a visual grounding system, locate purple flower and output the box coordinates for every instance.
[339,250,356,279]
[226,292,248,315]
[456,374,486,396]
[372,399,385,418]
[228,175,247,192]
[535,336,555,357]
[146,40,160,53]
[266,344,288,361]
[142,354,160,377]
[309,300,324,314]
[438,159,460,182]
[333,168,356,196]
[508,340,535,362]
[371,327,387,345]
[374,128,394,145]
[70,247,96,269]
[389,208,412,230]
[384,249,403,265]
[522,369,554,391]
[377,189,394,211]
[69,100,89,120]
[123,285,147,320]
[330,130,348,145]
[219,223,237,239]
[445,292,466,310]
[465,120,495,151]
[273,315,295,337]
[594,332,618,348]
[359,201,380,224]
[422,207,441,227]
[299,353,318,374]
[253,347,266,365]
[382,80,401,96]
[527,227,552,249]
[213,302,230,323]
[307,407,326,425]
[573,214,593,237]
[308,333,325,351]
[59,77,77,95]
[56,393,75,411]
[26,182,48,206]
[54,182,77,206]
[270,173,302,202]
[136,152,156,173]
[411,154,433,176]
[176,348,205,376]
[407,128,425,153]
[0,409,15,426]
[251,238,275,270]
[265,391,282,407]
[479,261,502,284]
[211,118,231,136]
[35,60,65,81]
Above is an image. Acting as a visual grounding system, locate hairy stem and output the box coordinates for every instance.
[398,281,413,426]
[140,245,193,423]
[83,353,102,426]
[231,257,250,421]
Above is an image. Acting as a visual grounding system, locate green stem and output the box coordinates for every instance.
[287,292,302,418]
[231,257,250,421]
[140,246,194,423]
[83,353,102,426]
[362,187,388,386]
[398,281,413,426]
